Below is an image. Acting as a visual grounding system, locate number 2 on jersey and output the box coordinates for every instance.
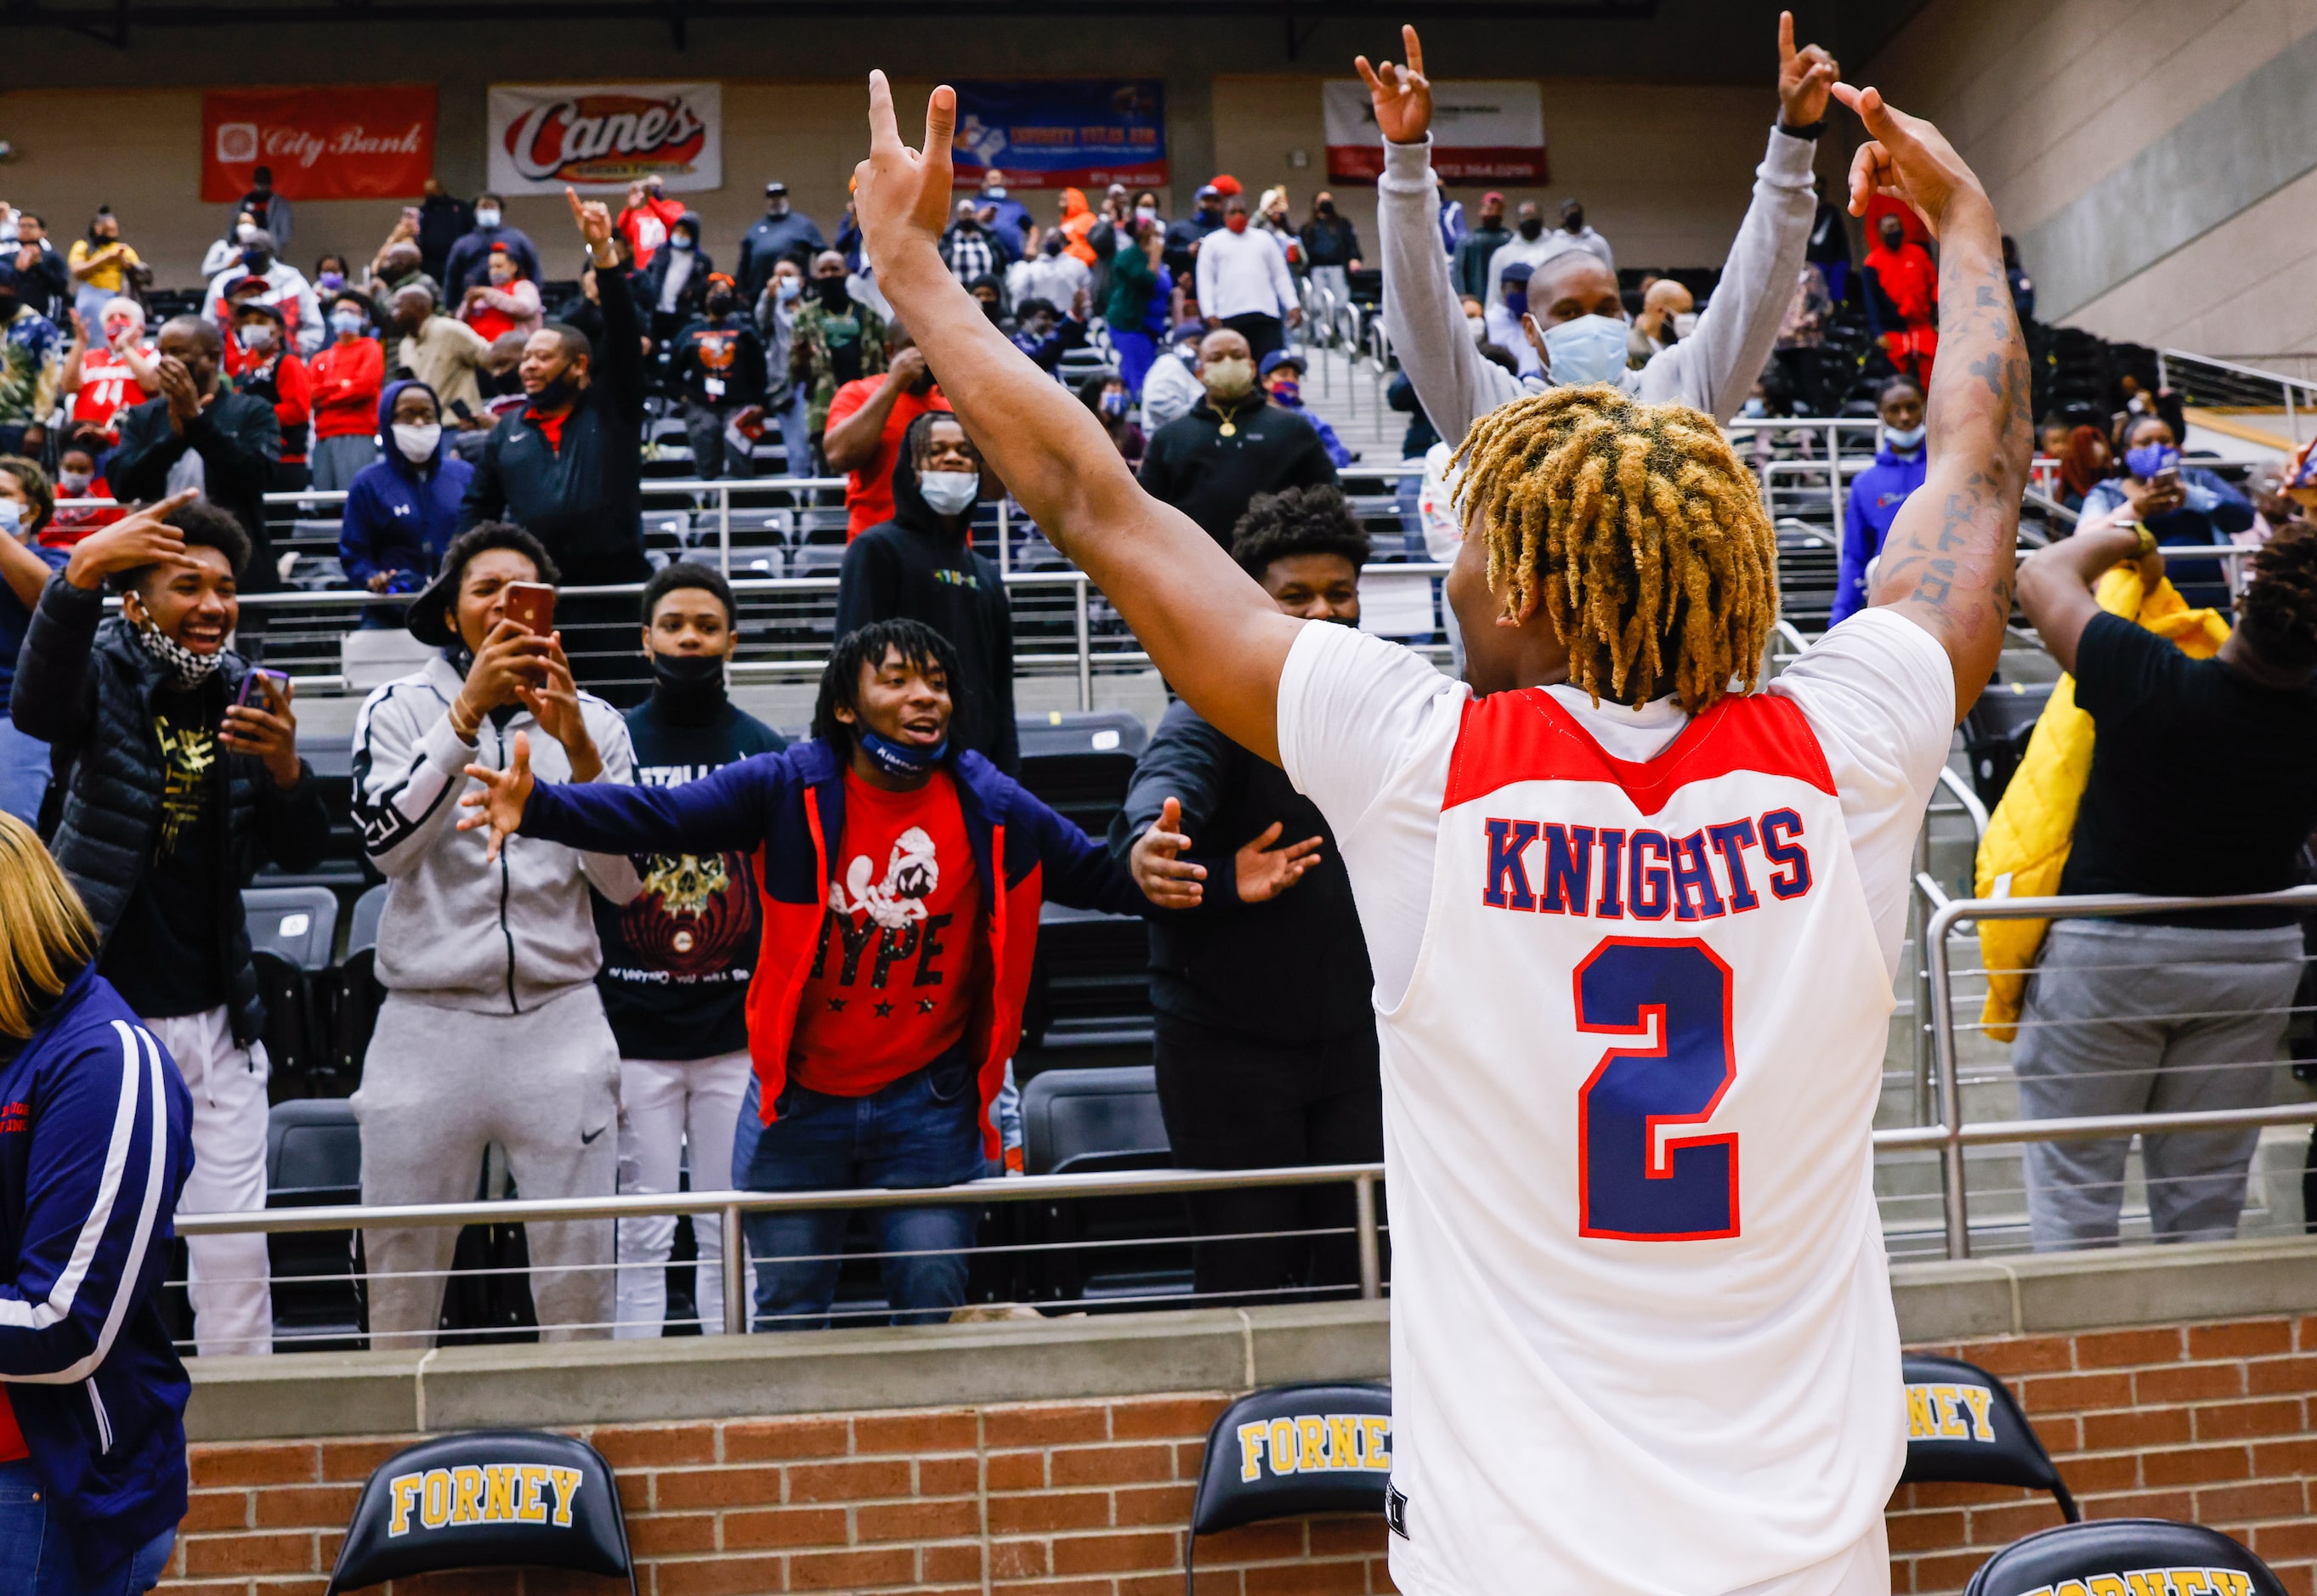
[1574,938,1739,1241]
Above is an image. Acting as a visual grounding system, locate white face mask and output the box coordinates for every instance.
[474,207,501,229]
[1466,314,1487,340]
[0,498,20,535]
[917,469,979,517]
[59,470,93,495]
[393,421,442,461]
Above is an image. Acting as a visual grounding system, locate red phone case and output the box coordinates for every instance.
[505,584,556,637]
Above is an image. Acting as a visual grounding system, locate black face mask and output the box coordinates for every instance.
[979,299,1003,324]
[705,294,736,318]
[1517,218,1544,241]
[1564,210,1585,231]
[0,295,16,322]
[813,275,851,310]
[649,649,727,708]
[530,371,581,411]
[1317,201,1335,217]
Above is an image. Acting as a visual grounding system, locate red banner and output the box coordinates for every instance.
[201,86,436,202]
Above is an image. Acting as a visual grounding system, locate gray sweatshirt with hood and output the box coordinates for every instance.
[352,653,641,1014]
[1378,127,1818,447]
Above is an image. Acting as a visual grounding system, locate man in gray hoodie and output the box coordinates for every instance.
[348,522,640,1345]
[1361,15,1838,448]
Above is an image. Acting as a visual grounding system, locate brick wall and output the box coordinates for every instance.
[163,1313,2317,1596]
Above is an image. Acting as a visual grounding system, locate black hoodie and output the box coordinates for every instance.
[834,450,1019,773]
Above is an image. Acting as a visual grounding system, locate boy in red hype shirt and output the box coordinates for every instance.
[462,619,1152,1329]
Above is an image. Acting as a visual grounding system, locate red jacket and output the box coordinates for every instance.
[1864,241,1938,326]
[617,195,687,270]
[309,337,385,441]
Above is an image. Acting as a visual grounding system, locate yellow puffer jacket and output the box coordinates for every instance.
[1974,566,2232,1041]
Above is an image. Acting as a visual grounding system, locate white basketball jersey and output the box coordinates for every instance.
[1379,686,1906,1595]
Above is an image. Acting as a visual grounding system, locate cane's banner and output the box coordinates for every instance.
[949,80,1167,191]
[201,86,435,202]
[1322,79,1545,184]
[487,82,722,194]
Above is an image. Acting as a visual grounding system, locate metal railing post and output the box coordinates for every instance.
[1827,422,1846,552]
[721,1202,747,1335]
[717,484,732,576]
[1354,1172,1382,1299]
[1910,835,1933,1128]
[997,499,1011,576]
[1074,574,1092,711]
[1923,901,1970,1259]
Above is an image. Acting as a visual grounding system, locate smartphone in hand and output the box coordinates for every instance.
[503,582,556,637]
[235,668,289,710]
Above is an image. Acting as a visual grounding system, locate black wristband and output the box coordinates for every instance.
[1777,118,1827,141]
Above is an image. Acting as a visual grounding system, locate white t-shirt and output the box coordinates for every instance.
[1276,608,1954,1596]
[1279,606,1954,1005]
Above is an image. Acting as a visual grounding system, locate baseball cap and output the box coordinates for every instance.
[1258,349,1306,379]
[1499,261,1536,284]
[1195,184,1221,201]
[765,180,789,196]
[1210,175,1243,196]
[1483,190,1505,204]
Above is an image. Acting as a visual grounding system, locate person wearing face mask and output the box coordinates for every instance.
[642,212,715,350]
[973,168,1033,260]
[1484,261,1544,380]
[65,207,141,332]
[595,563,785,1337]
[823,323,951,537]
[1862,209,1938,388]
[1831,378,1928,625]
[347,520,639,1346]
[389,284,494,435]
[1296,190,1363,313]
[308,290,387,490]
[1079,371,1147,467]
[753,259,816,475]
[1102,220,1168,396]
[228,299,313,490]
[234,166,292,252]
[442,193,543,300]
[1450,190,1510,302]
[670,273,768,480]
[459,617,1147,1329]
[459,245,545,346]
[736,181,828,305]
[1259,349,1356,468]
[1629,276,1694,370]
[938,199,1006,286]
[1115,484,1382,1305]
[615,175,686,273]
[1368,18,1832,446]
[1163,185,1226,281]
[1195,198,1300,364]
[39,431,127,549]
[199,229,320,357]
[836,412,1017,772]
[14,493,331,1356]
[790,249,892,448]
[1139,328,1336,551]
[339,381,474,629]
[0,262,62,459]
[108,317,283,601]
[0,456,67,822]
[1008,228,1091,321]
[2079,415,2254,611]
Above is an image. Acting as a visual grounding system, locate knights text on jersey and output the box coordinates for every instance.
[1276,613,1955,1596]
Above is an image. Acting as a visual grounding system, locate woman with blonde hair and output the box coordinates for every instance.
[0,812,193,1595]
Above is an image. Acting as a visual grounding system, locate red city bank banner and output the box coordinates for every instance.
[201,86,437,202]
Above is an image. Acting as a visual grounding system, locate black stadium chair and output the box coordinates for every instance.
[330,884,389,1095]
[1962,1520,2286,1596]
[1960,681,2054,809]
[1186,1384,1393,1595]
[326,1430,635,1594]
[245,886,341,1100]
[1901,1354,2078,1522]
[1020,1066,1185,1308]
[1015,709,1147,837]
[266,1099,365,1351]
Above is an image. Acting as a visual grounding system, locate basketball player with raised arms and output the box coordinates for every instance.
[847,62,2028,1596]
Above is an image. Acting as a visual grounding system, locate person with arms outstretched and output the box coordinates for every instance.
[834,61,2028,1594]
[1366,15,1834,446]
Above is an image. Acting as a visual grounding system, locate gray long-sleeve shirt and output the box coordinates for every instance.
[1378,127,1817,448]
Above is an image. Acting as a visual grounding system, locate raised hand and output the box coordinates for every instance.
[62,489,199,591]
[1235,822,1323,903]
[1130,795,1207,909]
[1354,25,1433,146]
[457,728,535,863]
[1833,82,1983,236]
[513,633,602,783]
[1776,12,1839,127]
[219,673,302,790]
[853,71,959,274]
[567,186,617,265]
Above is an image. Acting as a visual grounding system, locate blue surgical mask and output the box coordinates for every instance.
[474,207,501,229]
[1098,388,1130,418]
[331,308,367,337]
[858,729,946,781]
[776,276,802,303]
[1884,423,1926,450]
[1542,313,1630,388]
[670,235,694,253]
[318,271,346,293]
[2126,443,2181,480]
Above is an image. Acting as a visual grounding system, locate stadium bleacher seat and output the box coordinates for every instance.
[1901,1353,2078,1522]
[331,886,388,1094]
[342,626,434,692]
[1960,681,2054,807]
[1019,1066,1187,1308]
[1186,1384,1393,1581]
[244,886,339,968]
[1961,1520,2285,1596]
[266,1098,365,1350]
[1015,709,1145,835]
[245,886,340,1100]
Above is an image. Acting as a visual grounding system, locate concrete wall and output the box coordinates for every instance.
[1857,0,2317,354]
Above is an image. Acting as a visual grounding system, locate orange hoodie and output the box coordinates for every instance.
[1058,187,1098,266]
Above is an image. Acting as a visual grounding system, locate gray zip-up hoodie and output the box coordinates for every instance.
[350,654,641,1013]
[1379,127,1817,447]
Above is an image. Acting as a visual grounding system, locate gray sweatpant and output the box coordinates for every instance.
[2013,919,2302,1251]
[352,985,621,1346]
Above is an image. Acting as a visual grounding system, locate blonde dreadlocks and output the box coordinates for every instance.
[1451,384,1779,712]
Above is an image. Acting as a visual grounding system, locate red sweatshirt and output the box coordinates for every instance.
[309,337,385,441]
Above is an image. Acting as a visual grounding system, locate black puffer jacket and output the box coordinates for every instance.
[8,577,332,1044]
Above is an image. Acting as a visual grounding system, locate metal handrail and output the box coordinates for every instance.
[1921,884,2317,1259]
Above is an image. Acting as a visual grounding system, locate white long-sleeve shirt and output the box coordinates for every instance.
[1194,225,1297,322]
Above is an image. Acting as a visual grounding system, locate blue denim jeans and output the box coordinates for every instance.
[0,715,51,825]
[733,1050,983,1332]
[0,1461,175,1595]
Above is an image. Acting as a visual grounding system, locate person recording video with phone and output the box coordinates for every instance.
[8,490,331,1359]
[348,520,640,1346]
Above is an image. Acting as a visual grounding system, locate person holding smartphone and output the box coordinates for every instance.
[8,490,331,1359]
[347,520,640,1347]
[2076,414,2253,611]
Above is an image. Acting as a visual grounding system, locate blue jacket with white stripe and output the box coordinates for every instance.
[0,965,194,1586]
